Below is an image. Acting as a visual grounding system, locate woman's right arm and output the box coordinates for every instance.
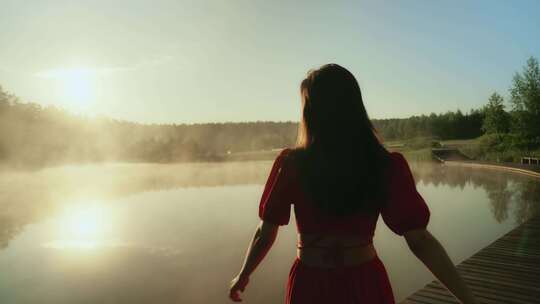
[404,229,479,304]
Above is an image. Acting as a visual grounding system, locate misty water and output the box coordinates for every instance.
[0,160,539,304]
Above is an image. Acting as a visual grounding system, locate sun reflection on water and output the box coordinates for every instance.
[43,203,115,250]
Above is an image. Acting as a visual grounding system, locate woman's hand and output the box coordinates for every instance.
[405,229,479,304]
[228,221,279,302]
[229,274,250,302]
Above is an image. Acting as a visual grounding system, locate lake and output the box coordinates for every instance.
[0,160,538,303]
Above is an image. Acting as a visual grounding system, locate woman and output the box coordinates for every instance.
[229,64,478,304]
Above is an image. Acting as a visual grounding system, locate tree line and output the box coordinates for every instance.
[1,88,482,167]
[467,56,540,161]
[0,91,297,167]
[372,110,484,141]
[1,57,538,167]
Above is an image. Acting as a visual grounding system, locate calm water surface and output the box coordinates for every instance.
[0,160,539,303]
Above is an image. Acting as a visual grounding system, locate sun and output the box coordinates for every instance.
[39,67,97,111]
[59,69,96,107]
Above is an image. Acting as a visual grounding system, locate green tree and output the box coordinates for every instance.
[509,56,540,138]
[482,92,510,134]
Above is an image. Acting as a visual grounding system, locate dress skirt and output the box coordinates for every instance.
[286,256,395,304]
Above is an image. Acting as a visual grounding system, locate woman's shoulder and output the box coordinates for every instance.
[275,147,303,172]
[388,151,407,163]
[271,148,294,166]
[277,147,303,160]
[385,151,419,188]
[279,147,293,155]
[385,151,412,175]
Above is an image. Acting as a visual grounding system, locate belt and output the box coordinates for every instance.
[297,234,377,269]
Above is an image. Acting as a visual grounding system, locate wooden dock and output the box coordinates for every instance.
[401,216,540,304]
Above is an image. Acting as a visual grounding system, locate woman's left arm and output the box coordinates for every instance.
[229,220,279,302]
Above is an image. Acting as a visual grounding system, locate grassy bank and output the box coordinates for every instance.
[222,135,540,164]
[387,135,540,164]
[457,135,540,163]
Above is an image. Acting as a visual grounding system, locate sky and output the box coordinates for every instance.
[0,0,539,124]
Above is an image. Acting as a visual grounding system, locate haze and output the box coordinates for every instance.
[1,0,539,124]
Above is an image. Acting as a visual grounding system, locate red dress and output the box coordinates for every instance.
[258,148,430,304]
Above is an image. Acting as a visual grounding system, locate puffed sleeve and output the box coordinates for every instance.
[258,149,293,225]
[381,152,430,235]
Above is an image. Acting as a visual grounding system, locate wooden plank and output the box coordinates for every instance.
[422,284,537,303]
[400,216,540,303]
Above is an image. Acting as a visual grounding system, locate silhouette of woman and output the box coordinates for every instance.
[229,64,478,304]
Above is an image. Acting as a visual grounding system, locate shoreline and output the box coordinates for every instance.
[442,160,540,179]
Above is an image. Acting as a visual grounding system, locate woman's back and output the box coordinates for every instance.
[258,148,430,240]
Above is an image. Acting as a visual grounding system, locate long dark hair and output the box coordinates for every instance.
[290,64,391,216]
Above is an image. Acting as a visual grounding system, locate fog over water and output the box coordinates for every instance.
[0,160,538,303]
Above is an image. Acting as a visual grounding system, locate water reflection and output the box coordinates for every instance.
[44,203,114,250]
[0,161,539,253]
[0,217,23,250]
[409,162,540,224]
[0,161,538,303]
[514,179,540,223]
[0,161,270,251]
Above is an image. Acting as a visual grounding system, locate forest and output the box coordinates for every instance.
[0,92,297,167]
[1,57,538,168]
[0,87,483,168]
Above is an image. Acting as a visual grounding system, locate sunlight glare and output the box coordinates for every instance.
[39,68,97,110]
[46,203,113,250]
